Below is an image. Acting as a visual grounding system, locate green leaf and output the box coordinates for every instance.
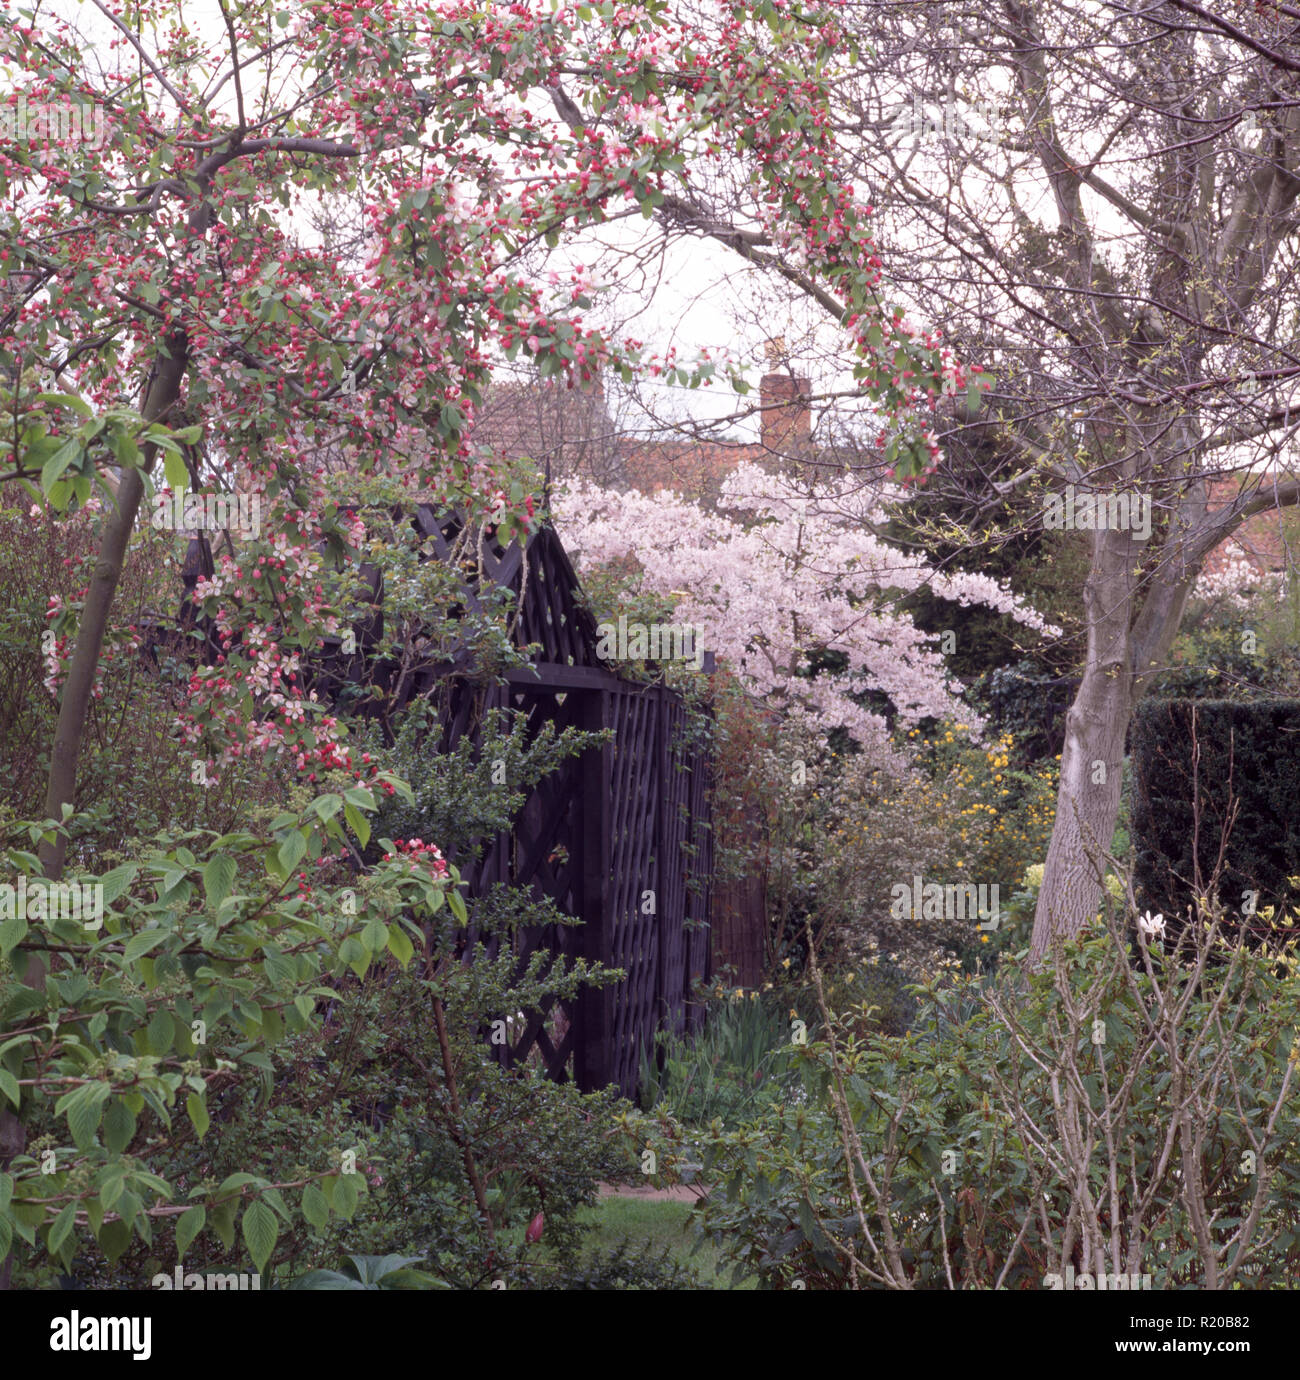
[0,913,28,960]
[210,1194,237,1250]
[35,391,93,417]
[109,431,142,471]
[362,916,388,953]
[102,1097,136,1154]
[40,436,82,494]
[0,1069,19,1109]
[278,830,307,875]
[175,1204,205,1260]
[99,863,137,904]
[163,451,189,491]
[146,1007,175,1056]
[202,855,237,910]
[334,1171,360,1220]
[187,1092,210,1140]
[48,1202,77,1260]
[122,929,167,964]
[96,1216,132,1264]
[301,1183,329,1231]
[241,1199,278,1274]
[261,945,296,988]
[343,803,370,849]
[387,924,414,968]
[447,888,468,925]
[60,1081,109,1151]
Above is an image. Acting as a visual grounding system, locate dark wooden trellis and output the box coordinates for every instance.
[167,506,713,1099]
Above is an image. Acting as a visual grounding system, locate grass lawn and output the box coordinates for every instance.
[575,1194,757,1289]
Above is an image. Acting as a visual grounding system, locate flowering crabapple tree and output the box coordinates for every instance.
[1,0,974,874]
[1,0,973,1282]
[557,462,1058,761]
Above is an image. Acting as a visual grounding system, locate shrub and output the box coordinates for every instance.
[0,776,450,1288]
[802,726,1058,977]
[681,901,1300,1288]
[551,1238,702,1290]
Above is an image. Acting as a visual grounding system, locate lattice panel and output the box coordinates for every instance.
[157,518,715,1100]
[600,686,661,1096]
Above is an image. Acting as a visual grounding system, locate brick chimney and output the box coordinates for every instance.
[759,338,812,459]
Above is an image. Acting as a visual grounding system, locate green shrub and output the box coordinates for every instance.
[551,1238,702,1290]
[682,903,1300,1288]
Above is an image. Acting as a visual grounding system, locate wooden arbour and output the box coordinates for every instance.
[174,507,714,1098]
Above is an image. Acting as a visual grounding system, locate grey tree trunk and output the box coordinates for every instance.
[1030,526,1136,958]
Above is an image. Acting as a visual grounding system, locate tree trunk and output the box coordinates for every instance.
[1029,523,1136,960]
[1,335,189,1288]
[38,330,188,881]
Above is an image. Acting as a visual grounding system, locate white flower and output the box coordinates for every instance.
[1138,911,1166,941]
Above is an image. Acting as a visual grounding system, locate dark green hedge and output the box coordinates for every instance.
[1131,698,1300,929]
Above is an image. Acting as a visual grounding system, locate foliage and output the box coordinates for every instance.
[0,503,288,849]
[1149,570,1300,701]
[550,1237,702,1290]
[971,660,1078,764]
[680,903,1300,1289]
[638,987,804,1131]
[286,1251,449,1289]
[759,723,1057,981]
[355,699,610,872]
[113,709,630,1291]
[0,776,462,1284]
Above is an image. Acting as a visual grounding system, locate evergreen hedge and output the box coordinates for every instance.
[1131,698,1300,929]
